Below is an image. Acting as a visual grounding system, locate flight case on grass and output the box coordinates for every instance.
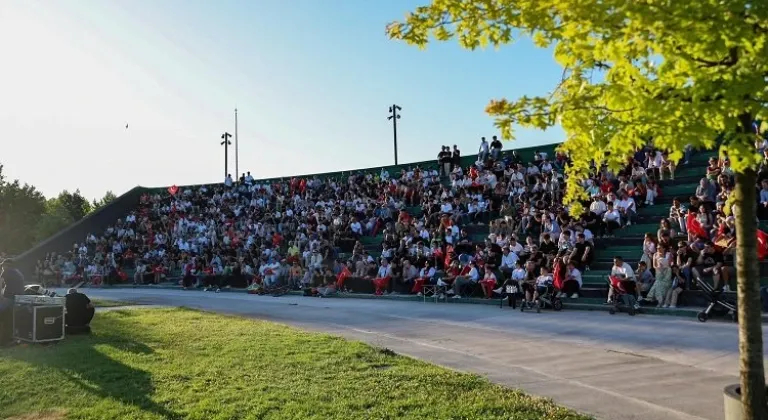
[13,295,66,343]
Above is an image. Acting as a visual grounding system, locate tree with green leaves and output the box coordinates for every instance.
[34,197,79,244]
[0,165,47,255]
[0,164,115,254]
[55,189,92,222]
[387,1,768,417]
[92,190,117,211]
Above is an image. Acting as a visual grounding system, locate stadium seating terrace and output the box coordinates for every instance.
[22,137,768,316]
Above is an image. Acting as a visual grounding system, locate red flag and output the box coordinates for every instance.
[758,230,768,260]
[168,185,179,196]
[444,245,454,268]
[552,259,565,290]
[336,266,352,289]
[686,213,708,240]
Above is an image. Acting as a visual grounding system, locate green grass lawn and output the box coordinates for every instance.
[90,298,135,308]
[0,308,590,420]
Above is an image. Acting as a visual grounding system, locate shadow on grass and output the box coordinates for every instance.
[3,311,182,419]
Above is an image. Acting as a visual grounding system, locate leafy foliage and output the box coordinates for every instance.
[55,189,92,222]
[0,165,117,255]
[0,165,46,255]
[388,2,768,418]
[387,0,768,213]
[92,190,117,211]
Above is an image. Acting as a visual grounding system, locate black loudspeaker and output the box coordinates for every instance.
[13,296,66,343]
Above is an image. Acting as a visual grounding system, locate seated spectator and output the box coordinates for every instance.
[568,233,593,271]
[616,191,637,226]
[692,241,734,291]
[659,151,676,180]
[696,178,717,206]
[395,259,417,292]
[635,261,654,296]
[560,261,581,298]
[705,158,721,184]
[412,261,436,296]
[661,265,686,308]
[438,259,460,292]
[451,260,479,299]
[261,259,281,289]
[498,246,518,279]
[602,202,622,237]
[290,261,305,289]
[134,261,147,285]
[479,268,497,299]
[373,259,392,296]
[645,180,659,206]
[533,266,553,302]
[759,180,768,220]
[315,268,338,297]
[608,256,635,304]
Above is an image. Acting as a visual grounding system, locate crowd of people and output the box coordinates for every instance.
[614,136,768,309]
[28,132,768,310]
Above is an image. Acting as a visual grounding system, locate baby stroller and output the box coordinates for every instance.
[607,275,637,316]
[695,278,738,323]
[521,282,563,313]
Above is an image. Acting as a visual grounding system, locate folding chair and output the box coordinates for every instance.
[422,275,446,303]
[499,282,520,309]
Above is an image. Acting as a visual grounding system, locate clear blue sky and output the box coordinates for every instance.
[0,0,564,200]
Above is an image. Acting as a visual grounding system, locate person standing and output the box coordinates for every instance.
[490,136,503,160]
[478,137,489,163]
[452,145,461,171]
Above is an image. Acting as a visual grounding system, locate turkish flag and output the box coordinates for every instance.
[758,230,768,260]
[686,213,708,240]
[168,185,179,196]
[336,267,352,289]
[444,245,454,268]
[553,258,565,290]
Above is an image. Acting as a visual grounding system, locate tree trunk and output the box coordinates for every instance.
[733,168,767,419]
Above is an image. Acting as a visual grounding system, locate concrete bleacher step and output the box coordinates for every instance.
[592,248,639,259]
[671,165,707,178]
[657,174,703,186]
[661,183,701,197]
[638,205,675,217]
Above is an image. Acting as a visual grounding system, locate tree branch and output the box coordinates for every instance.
[674,46,739,68]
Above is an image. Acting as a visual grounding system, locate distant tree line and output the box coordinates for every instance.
[0,163,116,255]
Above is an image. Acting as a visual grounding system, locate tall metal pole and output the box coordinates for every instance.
[234,108,239,179]
[221,132,232,179]
[387,104,402,165]
[393,110,398,165]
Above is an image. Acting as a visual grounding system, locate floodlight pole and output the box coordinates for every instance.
[221,132,232,179]
[387,104,402,165]
[234,108,239,180]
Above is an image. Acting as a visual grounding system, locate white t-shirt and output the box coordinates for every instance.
[611,262,636,281]
[536,274,553,287]
[568,268,583,286]
[501,252,519,268]
[508,242,524,255]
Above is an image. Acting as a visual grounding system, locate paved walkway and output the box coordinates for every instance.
[74,288,766,420]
